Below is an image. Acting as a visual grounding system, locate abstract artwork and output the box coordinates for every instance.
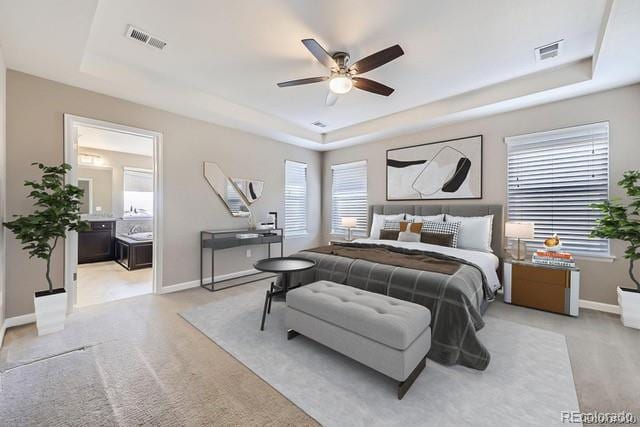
[231,178,264,204]
[386,135,482,200]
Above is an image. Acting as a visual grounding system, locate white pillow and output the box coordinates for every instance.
[398,231,420,242]
[369,213,405,239]
[405,213,444,223]
[445,214,494,252]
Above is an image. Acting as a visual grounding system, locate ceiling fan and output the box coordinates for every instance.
[277,39,404,106]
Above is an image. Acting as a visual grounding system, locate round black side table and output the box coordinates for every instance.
[254,257,316,330]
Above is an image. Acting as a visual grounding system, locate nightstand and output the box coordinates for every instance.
[503,258,580,316]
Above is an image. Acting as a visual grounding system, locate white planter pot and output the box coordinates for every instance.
[33,288,67,336]
[617,286,640,330]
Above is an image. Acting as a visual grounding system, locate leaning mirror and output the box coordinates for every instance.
[231,178,264,204]
[203,162,250,217]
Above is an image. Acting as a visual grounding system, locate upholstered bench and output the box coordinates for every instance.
[285,280,431,399]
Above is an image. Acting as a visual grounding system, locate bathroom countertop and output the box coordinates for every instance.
[116,234,153,244]
[84,217,117,222]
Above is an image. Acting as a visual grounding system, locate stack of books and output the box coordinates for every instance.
[532,250,576,268]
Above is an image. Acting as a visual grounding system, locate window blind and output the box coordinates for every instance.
[284,160,307,236]
[506,122,610,256]
[331,160,368,236]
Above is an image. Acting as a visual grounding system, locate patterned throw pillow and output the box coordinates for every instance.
[382,220,403,231]
[421,221,461,248]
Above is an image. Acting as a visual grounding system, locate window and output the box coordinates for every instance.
[331,160,368,236]
[284,160,307,236]
[123,168,153,218]
[506,122,609,256]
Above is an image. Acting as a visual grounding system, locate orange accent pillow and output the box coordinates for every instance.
[399,221,423,233]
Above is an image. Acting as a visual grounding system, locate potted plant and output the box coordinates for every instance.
[3,163,89,336]
[591,170,640,329]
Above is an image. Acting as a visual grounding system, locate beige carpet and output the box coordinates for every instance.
[0,281,316,426]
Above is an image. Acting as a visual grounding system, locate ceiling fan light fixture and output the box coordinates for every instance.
[329,75,353,94]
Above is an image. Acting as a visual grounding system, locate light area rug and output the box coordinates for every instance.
[181,287,582,427]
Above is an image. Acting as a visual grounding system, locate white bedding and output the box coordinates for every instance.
[352,238,502,292]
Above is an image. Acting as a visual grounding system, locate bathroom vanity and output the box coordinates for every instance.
[78,219,116,264]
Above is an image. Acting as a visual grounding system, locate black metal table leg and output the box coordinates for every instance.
[260,289,271,331]
[267,281,274,313]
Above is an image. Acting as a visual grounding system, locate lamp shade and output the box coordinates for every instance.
[505,221,535,239]
[341,217,358,228]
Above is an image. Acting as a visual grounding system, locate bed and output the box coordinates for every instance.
[290,204,503,370]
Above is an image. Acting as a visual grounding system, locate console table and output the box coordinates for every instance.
[200,228,283,291]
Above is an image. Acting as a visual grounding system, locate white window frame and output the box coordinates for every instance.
[330,160,368,237]
[505,122,611,259]
[284,160,308,238]
[123,167,154,219]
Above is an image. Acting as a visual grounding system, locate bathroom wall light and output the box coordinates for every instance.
[78,153,103,166]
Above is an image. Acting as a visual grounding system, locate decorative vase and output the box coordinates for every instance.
[618,286,640,330]
[33,288,67,336]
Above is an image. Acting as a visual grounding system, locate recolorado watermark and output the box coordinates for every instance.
[561,411,638,424]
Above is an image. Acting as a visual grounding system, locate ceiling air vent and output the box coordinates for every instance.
[312,121,327,128]
[125,25,167,51]
[534,40,563,62]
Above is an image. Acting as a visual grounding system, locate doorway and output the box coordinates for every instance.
[64,115,163,310]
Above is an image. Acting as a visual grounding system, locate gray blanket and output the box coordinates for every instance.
[289,243,494,370]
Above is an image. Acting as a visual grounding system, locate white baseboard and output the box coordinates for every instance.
[4,312,36,327]
[579,299,620,315]
[2,311,37,346]
[159,269,264,294]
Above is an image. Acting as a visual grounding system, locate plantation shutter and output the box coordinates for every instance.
[284,160,307,236]
[331,160,368,236]
[506,122,610,256]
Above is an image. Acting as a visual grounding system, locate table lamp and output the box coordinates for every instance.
[505,221,535,260]
[341,217,358,241]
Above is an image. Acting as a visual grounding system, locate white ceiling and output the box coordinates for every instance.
[0,0,639,151]
[77,126,153,157]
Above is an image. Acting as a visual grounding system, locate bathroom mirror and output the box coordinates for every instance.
[204,162,250,217]
[77,167,113,216]
[231,178,264,204]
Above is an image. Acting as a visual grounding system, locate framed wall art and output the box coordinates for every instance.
[386,135,482,200]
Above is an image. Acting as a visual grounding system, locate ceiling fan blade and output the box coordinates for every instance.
[301,39,338,69]
[277,76,328,87]
[349,44,404,74]
[353,77,395,96]
[326,91,338,106]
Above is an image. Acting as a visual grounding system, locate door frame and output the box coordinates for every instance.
[63,114,164,312]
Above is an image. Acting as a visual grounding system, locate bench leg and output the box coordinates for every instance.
[287,329,300,340]
[397,356,426,400]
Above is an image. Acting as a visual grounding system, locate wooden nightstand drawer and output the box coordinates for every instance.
[512,279,567,314]
[503,260,580,317]
[512,263,568,287]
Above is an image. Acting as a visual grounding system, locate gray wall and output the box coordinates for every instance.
[0,49,6,330]
[6,71,322,318]
[323,84,640,305]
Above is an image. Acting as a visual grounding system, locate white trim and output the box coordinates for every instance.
[63,114,164,311]
[159,269,265,294]
[579,299,620,315]
[4,312,36,328]
[0,323,5,348]
[574,254,616,263]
